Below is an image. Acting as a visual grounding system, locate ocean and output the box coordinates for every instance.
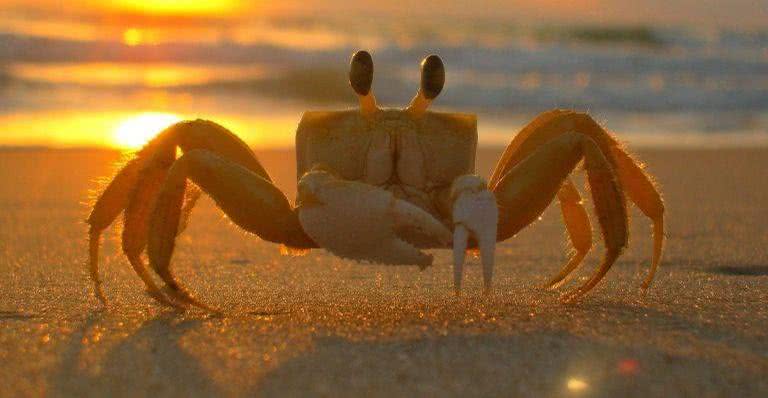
[1,19,766,148]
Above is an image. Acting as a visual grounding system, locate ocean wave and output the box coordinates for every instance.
[535,26,665,47]
[1,23,766,116]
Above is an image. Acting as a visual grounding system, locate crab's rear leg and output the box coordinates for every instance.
[120,163,178,307]
[87,119,276,306]
[609,146,664,288]
[493,133,628,301]
[87,157,147,304]
[147,150,312,311]
[547,179,593,288]
[567,115,665,288]
[491,110,664,289]
[491,110,595,290]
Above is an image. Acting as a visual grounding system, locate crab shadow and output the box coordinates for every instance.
[707,264,768,276]
[50,312,220,397]
[253,331,747,398]
[254,300,767,398]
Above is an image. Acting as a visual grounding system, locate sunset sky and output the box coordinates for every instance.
[2,0,766,43]
[1,0,766,149]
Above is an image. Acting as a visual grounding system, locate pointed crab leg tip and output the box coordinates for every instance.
[642,219,665,290]
[95,291,108,306]
[641,277,656,291]
[547,277,569,290]
[180,293,220,314]
[144,289,180,308]
[88,230,107,305]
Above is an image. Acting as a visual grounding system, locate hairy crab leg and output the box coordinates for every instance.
[568,116,665,289]
[547,179,593,288]
[87,119,282,306]
[87,152,168,305]
[493,133,628,301]
[87,158,142,305]
[490,111,595,287]
[121,161,178,307]
[609,146,665,288]
[122,164,203,308]
[561,140,628,301]
[148,150,312,312]
[450,175,498,293]
[178,184,203,234]
[490,110,664,290]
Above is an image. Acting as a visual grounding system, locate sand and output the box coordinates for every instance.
[0,147,766,397]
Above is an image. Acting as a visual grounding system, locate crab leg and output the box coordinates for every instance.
[561,140,628,301]
[490,110,664,289]
[147,150,312,311]
[491,111,595,287]
[87,119,278,306]
[609,146,665,288]
[450,175,498,293]
[568,116,665,289]
[87,157,147,304]
[493,133,628,300]
[547,179,593,288]
[120,163,177,307]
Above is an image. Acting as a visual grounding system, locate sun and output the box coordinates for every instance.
[113,112,182,149]
[110,0,243,15]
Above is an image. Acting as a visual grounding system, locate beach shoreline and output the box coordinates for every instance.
[0,147,766,397]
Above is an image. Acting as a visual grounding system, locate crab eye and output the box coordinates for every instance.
[349,50,374,96]
[420,54,444,100]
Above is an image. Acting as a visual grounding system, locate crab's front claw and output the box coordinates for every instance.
[451,175,498,294]
[297,169,451,267]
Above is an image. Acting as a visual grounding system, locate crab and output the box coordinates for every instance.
[87,50,665,310]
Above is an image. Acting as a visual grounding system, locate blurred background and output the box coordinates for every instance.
[1,0,766,149]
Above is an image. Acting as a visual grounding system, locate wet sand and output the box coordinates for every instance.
[0,147,766,397]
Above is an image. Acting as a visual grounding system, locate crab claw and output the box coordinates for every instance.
[297,169,451,267]
[450,175,498,294]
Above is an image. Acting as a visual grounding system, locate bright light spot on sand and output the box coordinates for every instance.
[113,112,181,148]
[567,377,589,392]
[618,358,640,375]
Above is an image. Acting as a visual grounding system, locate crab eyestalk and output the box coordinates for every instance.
[407,54,445,117]
[349,50,378,117]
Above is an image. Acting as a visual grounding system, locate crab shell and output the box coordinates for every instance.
[297,109,477,227]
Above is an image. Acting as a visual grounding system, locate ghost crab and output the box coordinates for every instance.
[87,50,664,310]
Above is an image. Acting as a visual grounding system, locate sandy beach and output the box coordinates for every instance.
[0,147,766,397]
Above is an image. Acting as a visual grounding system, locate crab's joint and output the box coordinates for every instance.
[349,50,379,117]
[407,54,445,118]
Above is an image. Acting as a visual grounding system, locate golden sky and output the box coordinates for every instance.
[1,0,766,42]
